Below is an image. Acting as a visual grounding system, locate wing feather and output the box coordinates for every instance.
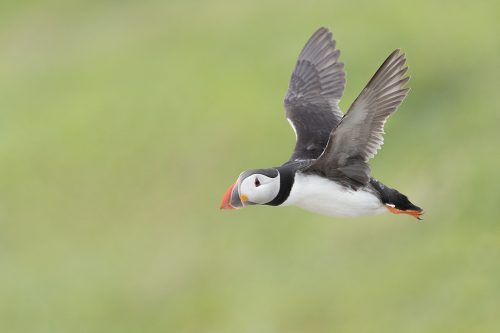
[306,49,410,188]
[284,27,346,161]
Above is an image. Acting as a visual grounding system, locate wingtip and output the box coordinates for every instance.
[313,27,335,41]
[389,49,407,64]
[390,48,401,57]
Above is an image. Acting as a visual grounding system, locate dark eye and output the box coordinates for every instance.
[254,178,261,187]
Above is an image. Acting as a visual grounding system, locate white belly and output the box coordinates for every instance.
[282,172,387,217]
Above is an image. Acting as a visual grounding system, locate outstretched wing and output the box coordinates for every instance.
[284,27,345,161]
[306,49,409,188]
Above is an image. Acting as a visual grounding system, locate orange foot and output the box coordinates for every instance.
[385,204,424,220]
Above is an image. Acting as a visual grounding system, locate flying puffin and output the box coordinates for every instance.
[220,27,423,219]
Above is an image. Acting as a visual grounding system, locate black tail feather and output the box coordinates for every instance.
[370,178,422,212]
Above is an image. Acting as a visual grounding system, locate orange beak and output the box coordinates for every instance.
[220,182,236,210]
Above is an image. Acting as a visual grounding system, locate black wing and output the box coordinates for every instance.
[306,49,409,188]
[284,27,345,161]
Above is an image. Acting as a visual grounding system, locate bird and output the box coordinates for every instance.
[220,27,423,220]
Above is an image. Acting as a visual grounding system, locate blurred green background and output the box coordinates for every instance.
[1,0,500,332]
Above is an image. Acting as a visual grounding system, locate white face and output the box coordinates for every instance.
[238,172,281,205]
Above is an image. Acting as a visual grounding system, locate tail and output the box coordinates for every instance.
[370,179,423,220]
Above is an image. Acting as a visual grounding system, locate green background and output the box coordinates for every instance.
[1,0,499,332]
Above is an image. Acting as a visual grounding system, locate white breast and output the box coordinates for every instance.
[282,172,387,217]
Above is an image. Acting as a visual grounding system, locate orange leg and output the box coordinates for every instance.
[385,204,423,220]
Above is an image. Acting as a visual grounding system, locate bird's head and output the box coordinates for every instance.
[220,168,281,210]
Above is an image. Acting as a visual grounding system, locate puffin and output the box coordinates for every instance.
[220,27,423,219]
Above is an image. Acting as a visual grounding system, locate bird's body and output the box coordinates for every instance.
[220,27,423,220]
[283,172,387,217]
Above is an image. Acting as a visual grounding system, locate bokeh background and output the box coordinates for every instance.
[1,0,500,332]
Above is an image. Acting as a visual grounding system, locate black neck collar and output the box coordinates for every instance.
[266,164,296,206]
